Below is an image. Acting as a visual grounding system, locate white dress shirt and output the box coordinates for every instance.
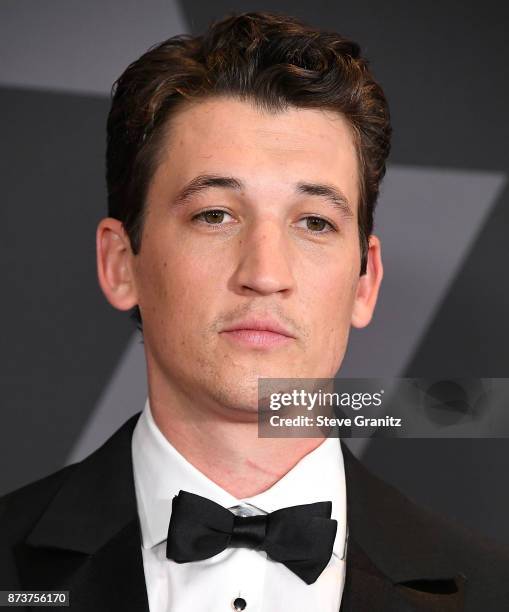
[132,398,347,612]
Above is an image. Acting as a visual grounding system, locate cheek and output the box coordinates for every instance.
[305,262,358,338]
[139,237,223,326]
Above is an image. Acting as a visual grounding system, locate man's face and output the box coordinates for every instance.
[128,97,379,413]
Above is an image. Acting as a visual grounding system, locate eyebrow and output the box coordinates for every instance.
[173,174,243,207]
[172,173,354,218]
[296,182,354,218]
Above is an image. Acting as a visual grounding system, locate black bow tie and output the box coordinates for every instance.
[166,490,338,585]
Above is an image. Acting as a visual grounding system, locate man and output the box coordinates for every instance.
[1,11,508,612]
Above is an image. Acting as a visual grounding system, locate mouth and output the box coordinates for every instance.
[220,318,296,349]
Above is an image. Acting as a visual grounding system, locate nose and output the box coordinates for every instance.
[231,219,295,296]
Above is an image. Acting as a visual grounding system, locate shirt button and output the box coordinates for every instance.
[232,597,247,610]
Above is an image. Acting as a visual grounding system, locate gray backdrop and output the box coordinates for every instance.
[2,0,508,546]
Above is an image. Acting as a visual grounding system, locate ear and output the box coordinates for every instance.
[351,234,383,328]
[96,217,139,311]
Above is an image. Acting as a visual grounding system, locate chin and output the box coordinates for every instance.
[214,390,261,415]
[204,373,268,414]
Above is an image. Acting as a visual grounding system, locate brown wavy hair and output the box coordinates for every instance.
[106,11,392,328]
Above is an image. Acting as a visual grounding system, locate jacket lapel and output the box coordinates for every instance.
[21,413,149,612]
[340,442,465,612]
[64,519,148,612]
[341,538,422,612]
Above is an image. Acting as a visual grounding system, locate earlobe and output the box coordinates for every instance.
[351,234,383,329]
[96,218,139,311]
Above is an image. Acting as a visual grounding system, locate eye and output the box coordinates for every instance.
[296,216,336,233]
[192,209,234,225]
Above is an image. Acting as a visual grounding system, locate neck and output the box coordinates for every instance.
[147,381,326,499]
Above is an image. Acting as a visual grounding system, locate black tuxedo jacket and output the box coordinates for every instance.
[1,412,508,611]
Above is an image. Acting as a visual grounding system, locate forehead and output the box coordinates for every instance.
[153,97,360,208]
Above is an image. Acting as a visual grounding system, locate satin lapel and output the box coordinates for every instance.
[66,519,149,612]
[340,537,464,612]
[340,442,465,612]
[21,413,149,612]
[341,567,417,611]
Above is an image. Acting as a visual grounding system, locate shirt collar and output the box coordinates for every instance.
[132,398,347,559]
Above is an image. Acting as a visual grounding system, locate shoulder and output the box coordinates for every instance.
[0,464,77,545]
[0,464,79,588]
[0,411,140,548]
[0,413,141,589]
[341,441,509,607]
[392,478,509,607]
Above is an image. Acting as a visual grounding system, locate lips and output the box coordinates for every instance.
[221,318,295,338]
[220,317,296,349]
